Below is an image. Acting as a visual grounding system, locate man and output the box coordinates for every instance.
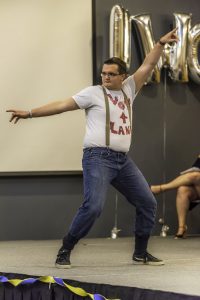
[7,29,178,267]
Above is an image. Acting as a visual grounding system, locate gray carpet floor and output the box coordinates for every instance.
[0,236,200,297]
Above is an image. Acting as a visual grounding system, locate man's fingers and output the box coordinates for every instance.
[7,110,16,122]
[9,115,15,122]
[170,28,179,40]
[9,112,21,123]
[14,117,20,124]
[7,110,29,123]
[6,109,15,113]
[172,27,178,33]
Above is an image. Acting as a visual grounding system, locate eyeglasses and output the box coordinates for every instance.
[101,72,120,78]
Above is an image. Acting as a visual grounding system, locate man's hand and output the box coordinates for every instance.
[6,109,30,124]
[159,28,179,45]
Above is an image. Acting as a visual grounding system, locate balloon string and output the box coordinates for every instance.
[114,193,118,228]
[162,67,167,220]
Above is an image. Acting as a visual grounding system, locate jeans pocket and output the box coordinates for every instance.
[100,151,110,159]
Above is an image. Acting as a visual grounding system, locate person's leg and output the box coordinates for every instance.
[112,156,163,265]
[151,172,200,194]
[175,186,198,238]
[56,148,117,268]
[194,184,200,198]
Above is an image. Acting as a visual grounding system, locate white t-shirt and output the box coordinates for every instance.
[73,76,136,153]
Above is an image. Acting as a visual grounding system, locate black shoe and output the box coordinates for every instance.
[55,247,71,269]
[174,225,187,239]
[133,252,164,266]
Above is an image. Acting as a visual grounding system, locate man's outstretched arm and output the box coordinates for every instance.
[7,97,79,124]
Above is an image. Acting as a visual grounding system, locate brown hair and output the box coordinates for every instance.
[103,57,127,74]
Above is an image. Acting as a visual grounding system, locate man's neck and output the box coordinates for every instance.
[103,85,122,92]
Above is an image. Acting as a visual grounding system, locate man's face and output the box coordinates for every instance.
[101,64,125,90]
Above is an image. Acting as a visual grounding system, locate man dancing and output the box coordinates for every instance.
[7,29,178,267]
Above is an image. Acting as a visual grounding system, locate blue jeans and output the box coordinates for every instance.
[63,147,157,253]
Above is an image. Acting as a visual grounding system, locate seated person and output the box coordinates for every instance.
[151,155,200,239]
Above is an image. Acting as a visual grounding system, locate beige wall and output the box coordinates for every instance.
[0,0,92,172]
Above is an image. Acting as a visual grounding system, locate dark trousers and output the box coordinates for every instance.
[63,147,157,255]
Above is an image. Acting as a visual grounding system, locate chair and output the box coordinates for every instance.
[189,199,200,210]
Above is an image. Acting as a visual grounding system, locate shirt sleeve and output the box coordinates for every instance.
[122,75,136,101]
[72,86,95,109]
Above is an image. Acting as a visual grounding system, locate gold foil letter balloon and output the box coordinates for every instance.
[168,13,191,82]
[109,5,131,70]
[109,5,200,84]
[188,23,200,84]
[131,13,163,83]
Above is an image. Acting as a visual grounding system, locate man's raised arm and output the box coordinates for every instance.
[133,28,178,93]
